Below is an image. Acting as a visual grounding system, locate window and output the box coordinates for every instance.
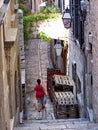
[70,0,84,48]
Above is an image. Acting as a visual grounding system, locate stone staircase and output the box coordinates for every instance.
[14,118,98,130]
[21,39,98,130]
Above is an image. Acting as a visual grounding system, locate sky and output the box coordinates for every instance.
[0,0,3,8]
[65,0,69,9]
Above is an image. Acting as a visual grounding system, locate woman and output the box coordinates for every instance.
[34,79,46,112]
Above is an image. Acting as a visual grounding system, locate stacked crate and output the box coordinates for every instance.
[53,92,79,119]
[51,75,79,119]
[52,75,73,92]
[47,68,64,101]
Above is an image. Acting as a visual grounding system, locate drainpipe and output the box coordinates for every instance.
[83,53,87,118]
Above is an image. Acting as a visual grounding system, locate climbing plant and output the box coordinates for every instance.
[23,13,50,42]
[40,5,60,14]
[19,4,31,16]
[38,32,52,42]
[22,5,61,43]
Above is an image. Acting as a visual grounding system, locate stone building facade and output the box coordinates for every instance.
[84,0,98,122]
[68,0,98,122]
[54,0,65,12]
[0,0,23,130]
[29,0,42,13]
[18,9,26,119]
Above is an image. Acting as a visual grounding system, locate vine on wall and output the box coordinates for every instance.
[21,5,61,43]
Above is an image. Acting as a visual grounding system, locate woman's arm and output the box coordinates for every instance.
[43,87,47,96]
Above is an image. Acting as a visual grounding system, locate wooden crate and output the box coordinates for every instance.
[54,104,79,119]
[53,92,77,105]
[52,75,73,92]
[53,92,79,119]
[47,68,64,101]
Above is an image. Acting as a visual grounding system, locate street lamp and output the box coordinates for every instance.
[62,1,88,29]
[54,39,63,56]
[62,8,71,29]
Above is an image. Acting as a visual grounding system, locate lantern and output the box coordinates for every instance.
[62,8,71,29]
[54,39,63,56]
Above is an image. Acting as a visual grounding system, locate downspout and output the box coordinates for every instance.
[82,12,87,117]
[83,53,87,118]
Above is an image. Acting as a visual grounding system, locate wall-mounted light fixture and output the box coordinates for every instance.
[54,36,75,56]
[54,39,63,56]
[62,0,88,29]
[62,8,71,29]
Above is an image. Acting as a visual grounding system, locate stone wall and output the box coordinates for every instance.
[0,0,23,130]
[69,0,98,122]
[0,24,9,130]
[84,0,98,122]
[30,18,67,72]
[18,9,26,119]
[90,0,98,122]
[68,33,85,118]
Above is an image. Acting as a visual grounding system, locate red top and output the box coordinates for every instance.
[35,84,45,98]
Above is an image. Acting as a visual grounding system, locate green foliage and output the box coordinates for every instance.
[23,18,33,42]
[24,13,50,22]
[23,5,61,42]
[38,32,52,42]
[23,13,51,42]
[19,4,31,16]
[41,5,60,14]
[18,0,23,4]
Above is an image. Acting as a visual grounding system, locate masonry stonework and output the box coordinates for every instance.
[69,0,98,122]
[88,0,98,122]
[0,1,23,130]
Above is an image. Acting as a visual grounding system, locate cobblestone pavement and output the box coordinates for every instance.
[25,39,54,120]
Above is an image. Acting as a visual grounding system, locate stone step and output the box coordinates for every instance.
[16,118,93,126]
[14,128,95,130]
[14,118,98,130]
[23,118,90,124]
[14,121,98,130]
[14,127,38,130]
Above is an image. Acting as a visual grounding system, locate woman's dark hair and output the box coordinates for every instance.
[37,79,41,85]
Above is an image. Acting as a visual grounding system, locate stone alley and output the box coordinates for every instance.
[14,39,98,130]
[25,39,53,120]
[1,1,98,130]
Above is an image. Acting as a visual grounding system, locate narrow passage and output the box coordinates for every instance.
[25,39,54,120]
